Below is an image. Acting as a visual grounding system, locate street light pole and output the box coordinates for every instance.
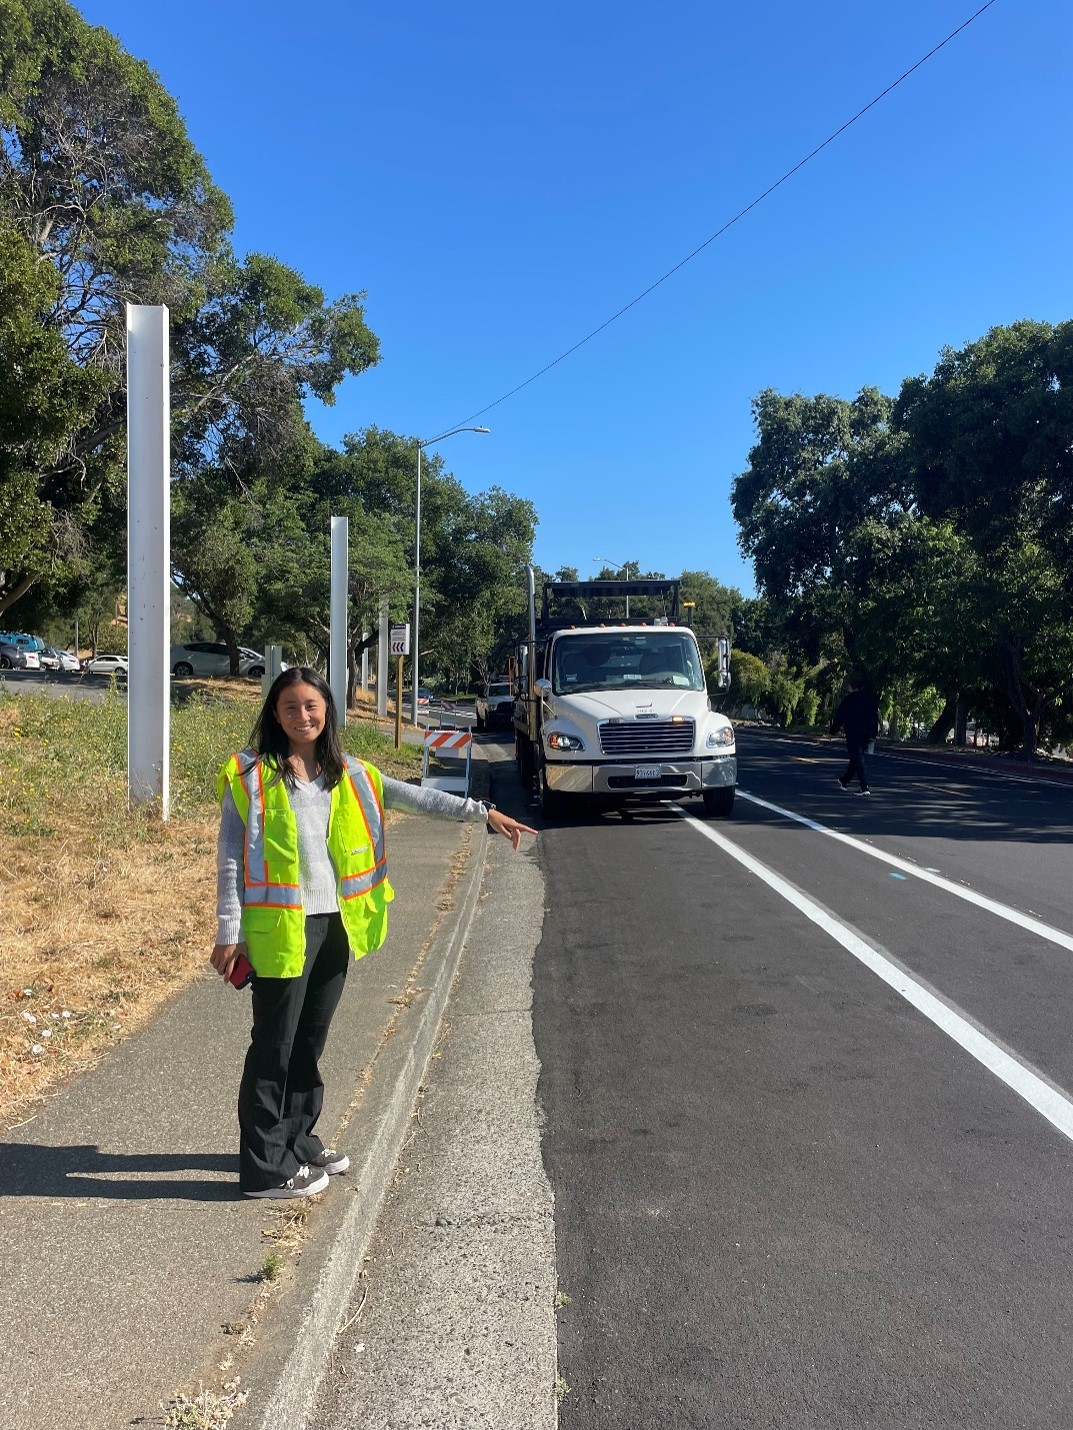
[594,556,635,617]
[412,424,490,724]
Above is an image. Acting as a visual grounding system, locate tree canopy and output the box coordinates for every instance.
[731,320,1073,754]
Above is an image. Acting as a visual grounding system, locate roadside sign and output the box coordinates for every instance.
[389,622,410,657]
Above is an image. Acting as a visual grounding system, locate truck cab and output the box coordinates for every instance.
[513,574,735,817]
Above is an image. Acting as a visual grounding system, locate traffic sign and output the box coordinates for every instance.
[389,622,410,657]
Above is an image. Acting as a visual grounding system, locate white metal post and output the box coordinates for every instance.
[411,444,422,725]
[329,515,349,726]
[409,426,489,721]
[377,599,389,717]
[261,644,285,700]
[126,304,171,818]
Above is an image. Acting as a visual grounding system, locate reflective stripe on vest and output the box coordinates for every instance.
[229,749,303,910]
[338,757,388,900]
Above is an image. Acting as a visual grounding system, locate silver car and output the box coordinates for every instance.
[170,642,271,678]
[83,654,128,677]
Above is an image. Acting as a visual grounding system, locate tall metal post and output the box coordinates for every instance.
[126,304,170,818]
[377,599,389,717]
[410,426,489,723]
[411,444,422,725]
[329,515,348,726]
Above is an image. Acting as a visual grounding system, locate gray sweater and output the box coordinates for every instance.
[216,769,490,946]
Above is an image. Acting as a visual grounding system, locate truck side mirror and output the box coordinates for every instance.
[716,637,731,690]
[536,678,553,698]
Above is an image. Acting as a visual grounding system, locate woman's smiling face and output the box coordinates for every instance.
[275,682,327,750]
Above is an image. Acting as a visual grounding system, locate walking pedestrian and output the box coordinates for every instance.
[210,667,536,1199]
[831,677,880,795]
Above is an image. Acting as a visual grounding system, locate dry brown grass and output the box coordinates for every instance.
[0,687,422,1128]
[1,807,218,1127]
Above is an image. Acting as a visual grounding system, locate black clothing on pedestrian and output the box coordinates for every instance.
[840,741,870,791]
[238,912,349,1192]
[832,688,879,793]
[831,689,879,745]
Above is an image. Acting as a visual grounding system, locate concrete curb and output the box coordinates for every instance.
[248,819,490,1430]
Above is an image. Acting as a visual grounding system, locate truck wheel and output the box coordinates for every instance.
[539,763,566,818]
[702,786,735,818]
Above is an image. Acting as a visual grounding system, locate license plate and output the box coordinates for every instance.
[634,765,660,780]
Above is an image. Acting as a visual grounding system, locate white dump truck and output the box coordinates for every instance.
[512,571,735,817]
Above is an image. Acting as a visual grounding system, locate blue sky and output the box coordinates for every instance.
[80,1,1071,594]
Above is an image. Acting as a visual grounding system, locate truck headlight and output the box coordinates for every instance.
[706,725,734,748]
[548,731,585,752]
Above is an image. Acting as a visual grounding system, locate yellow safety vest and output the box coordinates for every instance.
[217,748,395,977]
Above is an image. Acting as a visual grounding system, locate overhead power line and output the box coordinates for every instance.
[450,1,999,429]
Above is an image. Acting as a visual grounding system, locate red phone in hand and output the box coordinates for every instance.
[229,952,254,989]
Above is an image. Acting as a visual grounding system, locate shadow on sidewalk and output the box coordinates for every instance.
[0,1143,239,1201]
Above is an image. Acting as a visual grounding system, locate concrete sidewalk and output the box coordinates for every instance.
[0,784,492,1430]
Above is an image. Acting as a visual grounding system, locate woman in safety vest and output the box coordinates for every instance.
[210,667,536,1199]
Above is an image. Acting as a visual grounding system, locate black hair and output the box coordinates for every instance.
[250,667,345,789]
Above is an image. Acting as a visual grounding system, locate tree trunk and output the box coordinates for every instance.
[0,572,38,618]
[223,629,241,676]
[347,633,377,709]
[927,696,959,744]
[1018,708,1039,760]
[954,694,969,747]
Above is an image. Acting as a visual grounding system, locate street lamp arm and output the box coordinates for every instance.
[411,423,491,724]
[419,424,491,449]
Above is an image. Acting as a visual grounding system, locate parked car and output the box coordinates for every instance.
[169,642,273,678]
[38,646,79,672]
[475,680,514,730]
[83,654,128,678]
[0,641,40,670]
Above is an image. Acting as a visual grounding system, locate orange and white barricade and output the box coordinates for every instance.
[420,727,473,796]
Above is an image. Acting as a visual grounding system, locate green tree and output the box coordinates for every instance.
[723,649,770,715]
[0,0,232,613]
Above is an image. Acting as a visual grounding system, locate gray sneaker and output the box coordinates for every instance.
[245,1164,329,1199]
[311,1148,350,1176]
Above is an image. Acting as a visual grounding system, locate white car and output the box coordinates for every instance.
[475,680,514,730]
[84,654,128,677]
[40,647,80,672]
[170,642,272,678]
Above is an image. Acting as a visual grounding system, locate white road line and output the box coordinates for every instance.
[737,789,1073,955]
[675,807,1073,1143]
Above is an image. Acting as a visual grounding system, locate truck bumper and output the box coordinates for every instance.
[544,754,736,797]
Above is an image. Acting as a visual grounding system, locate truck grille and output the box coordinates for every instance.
[599,719,695,757]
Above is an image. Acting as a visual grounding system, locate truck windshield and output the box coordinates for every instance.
[552,632,706,694]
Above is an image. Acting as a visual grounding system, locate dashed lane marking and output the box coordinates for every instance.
[674,805,1073,1144]
[736,790,1073,955]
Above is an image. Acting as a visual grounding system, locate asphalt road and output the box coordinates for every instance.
[0,668,127,702]
[527,727,1073,1429]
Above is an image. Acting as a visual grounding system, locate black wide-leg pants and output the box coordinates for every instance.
[238,912,349,1192]
[841,737,869,791]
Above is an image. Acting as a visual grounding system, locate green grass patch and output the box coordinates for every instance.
[0,686,423,829]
